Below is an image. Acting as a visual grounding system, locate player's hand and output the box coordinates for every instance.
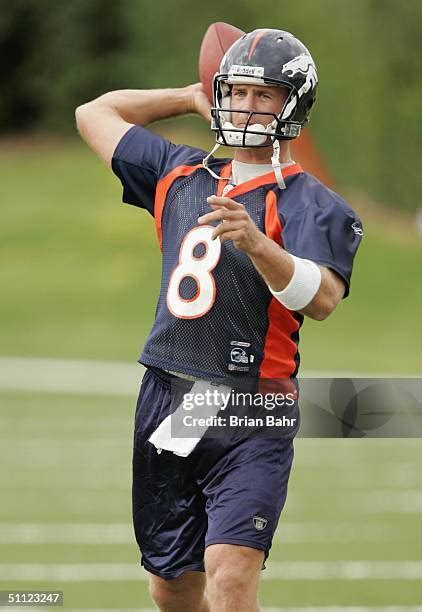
[198,195,265,255]
[187,83,212,122]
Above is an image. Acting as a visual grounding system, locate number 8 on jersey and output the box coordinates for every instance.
[167,225,222,319]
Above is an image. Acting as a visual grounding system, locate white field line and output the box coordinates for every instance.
[2,437,422,489]
[292,445,422,467]
[3,439,422,463]
[0,356,416,396]
[2,442,422,489]
[2,480,422,514]
[0,469,421,491]
[1,561,422,582]
[0,521,411,545]
[0,356,143,396]
[0,416,129,427]
[0,523,134,544]
[3,439,422,453]
[362,489,422,513]
[1,477,419,492]
[3,439,421,458]
[2,438,421,448]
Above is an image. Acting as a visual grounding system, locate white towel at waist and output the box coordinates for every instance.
[148,379,231,457]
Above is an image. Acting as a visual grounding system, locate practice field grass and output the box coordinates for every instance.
[1,389,422,609]
[0,135,421,374]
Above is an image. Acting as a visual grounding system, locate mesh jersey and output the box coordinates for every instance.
[112,126,363,381]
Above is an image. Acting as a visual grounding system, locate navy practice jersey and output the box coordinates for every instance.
[112,126,363,381]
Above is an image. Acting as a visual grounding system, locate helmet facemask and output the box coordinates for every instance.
[211,76,302,149]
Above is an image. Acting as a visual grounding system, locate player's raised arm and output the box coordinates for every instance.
[75,83,211,167]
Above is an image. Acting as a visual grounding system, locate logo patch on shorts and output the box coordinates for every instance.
[351,221,364,236]
[253,515,268,531]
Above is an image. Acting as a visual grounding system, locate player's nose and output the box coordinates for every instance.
[242,91,256,109]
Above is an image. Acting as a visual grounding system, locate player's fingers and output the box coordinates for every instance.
[219,229,244,244]
[198,208,239,224]
[209,203,245,216]
[207,195,244,210]
[197,210,224,225]
[211,221,241,240]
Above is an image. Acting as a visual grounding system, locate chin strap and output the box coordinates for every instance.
[202,143,225,181]
[202,134,287,191]
[271,140,286,190]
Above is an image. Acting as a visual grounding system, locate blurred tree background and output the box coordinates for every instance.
[1,0,421,211]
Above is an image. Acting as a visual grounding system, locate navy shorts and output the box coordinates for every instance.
[132,367,294,580]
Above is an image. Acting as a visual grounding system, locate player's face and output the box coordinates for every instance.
[230,84,288,129]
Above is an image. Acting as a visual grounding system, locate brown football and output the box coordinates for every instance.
[199,22,245,103]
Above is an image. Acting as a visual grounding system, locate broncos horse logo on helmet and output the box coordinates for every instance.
[281,53,318,120]
[281,53,318,79]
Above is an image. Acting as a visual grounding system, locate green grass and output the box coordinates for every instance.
[0,139,160,362]
[1,135,421,373]
[1,390,422,608]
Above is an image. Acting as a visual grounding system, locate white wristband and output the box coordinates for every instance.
[269,254,322,311]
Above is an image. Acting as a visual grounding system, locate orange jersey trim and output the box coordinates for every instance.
[264,189,283,247]
[260,186,300,378]
[260,299,301,379]
[154,164,203,248]
[216,162,232,196]
[218,162,303,200]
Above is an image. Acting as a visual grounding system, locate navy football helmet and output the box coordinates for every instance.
[211,29,318,147]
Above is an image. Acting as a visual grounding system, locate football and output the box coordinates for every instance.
[199,22,245,103]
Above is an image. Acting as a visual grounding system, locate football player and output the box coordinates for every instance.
[76,28,362,612]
